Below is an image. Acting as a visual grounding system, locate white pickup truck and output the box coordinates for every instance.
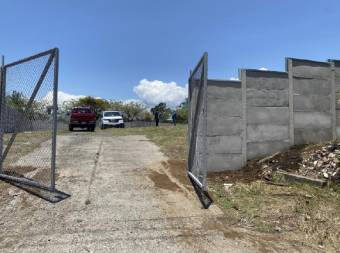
[100,111,125,129]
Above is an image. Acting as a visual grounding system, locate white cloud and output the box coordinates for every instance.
[43,91,85,106]
[229,77,239,81]
[133,79,187,108]
[258,67,268,71]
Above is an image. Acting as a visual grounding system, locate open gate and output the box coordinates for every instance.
[188,53,213,208]
[0,48,69,202]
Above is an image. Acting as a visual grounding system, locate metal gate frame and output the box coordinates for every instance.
[187,53,213,209]
[0,48,69,202]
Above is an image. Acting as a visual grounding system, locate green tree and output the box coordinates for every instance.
[63,96,111,115]
[122,102,146,121]
[61,97,150,121]
[109,100,124,112]
[6,91,27,112]
[176,98,188,123]
[6,91,44,119]
[150,102,171,121]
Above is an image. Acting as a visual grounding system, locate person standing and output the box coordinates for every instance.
[154,111,160,127]
[172,111,177,126]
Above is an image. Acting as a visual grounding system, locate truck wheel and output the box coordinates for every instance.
[69,125,73,131]
[91,127,95,132]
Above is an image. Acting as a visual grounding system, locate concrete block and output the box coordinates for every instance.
[208,79,241,88]
[207,135,242,154]
[207,153,243,172]
[293,94,331,112]
[294,128,332,144]
[247,107,289,125]
[292,60,331,79]
[246,89,289,107]
[276,170,326,187]
[336,82,340,92]
[337,99,340,110]
[294,112,331,129]
[247,140,290,160]
[247,124,289,142]
[336,127,340,139]
[208,86,241,100]
[293,78,331,96]
[245,70,288,79]
[246,76,288,90]
[334,69,340,77]
[207,98,241,117]
[207,116,242,136]
[336,110,340,125]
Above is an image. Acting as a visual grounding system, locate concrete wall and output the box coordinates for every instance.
[288,58,334,144]
[243,70,290,160]
[207,80,243,172]
[204,57,338,173]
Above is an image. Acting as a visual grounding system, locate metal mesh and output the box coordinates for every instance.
[0,49,58,190]
[188,53,208,190]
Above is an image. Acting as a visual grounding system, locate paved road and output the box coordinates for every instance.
[0,133,293,252]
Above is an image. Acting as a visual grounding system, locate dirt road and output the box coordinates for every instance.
[0,133,302,252]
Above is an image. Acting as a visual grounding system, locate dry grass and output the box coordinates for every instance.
[209,180,340,250]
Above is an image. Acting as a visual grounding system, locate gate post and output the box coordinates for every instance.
[51,48,59,192]
[0,55,4,173]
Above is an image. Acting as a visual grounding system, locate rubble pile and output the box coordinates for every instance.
[259,143,340,183]
[301,144,340,181]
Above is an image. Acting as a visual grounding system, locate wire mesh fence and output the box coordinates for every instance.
[124,120,153,128]
[187,53,212,208]
[0,49,59,191]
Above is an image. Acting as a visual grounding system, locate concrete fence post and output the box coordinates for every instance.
[330,61,337,141]
[287,59,294,145]
[241,69,247,166]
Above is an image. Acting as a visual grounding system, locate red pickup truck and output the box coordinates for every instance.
[69,107,97,131]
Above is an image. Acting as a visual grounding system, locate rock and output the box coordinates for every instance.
[323,172,329,179]
[274,225,282,232]
[223,183,233,192]
[328,153,336,158]
[333,168,340,179]
[327,144,338,152]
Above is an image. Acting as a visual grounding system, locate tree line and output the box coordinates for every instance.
[62,96,188,123]
[4,91,189,123]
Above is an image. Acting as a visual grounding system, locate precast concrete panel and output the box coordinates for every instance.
[290,58,333,144]
[244,70,290,160]
[206,80,243,171]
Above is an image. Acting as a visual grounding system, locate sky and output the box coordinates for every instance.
[1,0,340,107]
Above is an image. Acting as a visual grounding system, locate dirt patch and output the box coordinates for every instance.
[201,216,307,253]
[148,170,181,192]
[202,217,245,240]
[162,160,192,192]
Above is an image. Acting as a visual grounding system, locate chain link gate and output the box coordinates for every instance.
[187,53,213,208]
[0,48,69,202]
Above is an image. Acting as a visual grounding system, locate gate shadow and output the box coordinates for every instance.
[0,176,70,203]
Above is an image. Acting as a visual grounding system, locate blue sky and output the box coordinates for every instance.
[1,0,340,107]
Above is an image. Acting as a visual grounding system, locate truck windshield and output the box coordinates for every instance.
[72,108,92,114]
[104,112,121,117]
